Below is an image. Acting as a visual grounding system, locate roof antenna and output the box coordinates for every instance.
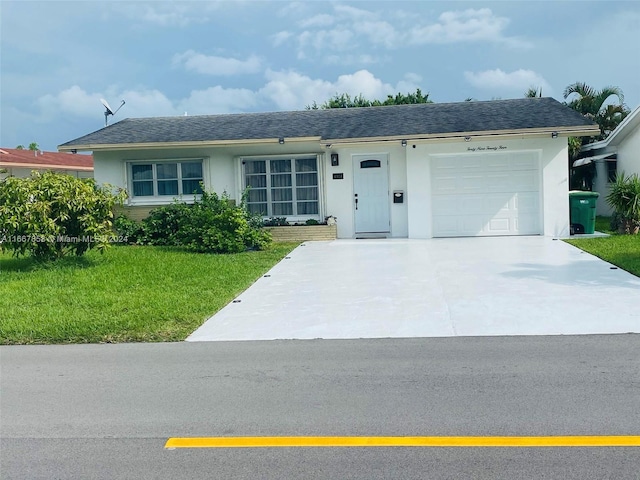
[100,98,126,127]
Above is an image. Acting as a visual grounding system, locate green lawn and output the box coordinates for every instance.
[566,217,640,277]
[595,215,615,235]
[0,244,298,345]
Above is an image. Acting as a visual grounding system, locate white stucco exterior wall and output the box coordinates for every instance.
[323,144,408,239]
[590,117,639,216]
[93,148,237,204]
[617,122,640,176]
[92,136,570,239]
[539,137,571,237]
[594,161,614,216]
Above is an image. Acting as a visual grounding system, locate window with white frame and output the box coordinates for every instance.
[130,161,204,198]
[243,157,319,217]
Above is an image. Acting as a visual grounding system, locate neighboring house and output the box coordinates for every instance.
[576,105,640,216]
[0,148,93,179]
[58,97,597,238]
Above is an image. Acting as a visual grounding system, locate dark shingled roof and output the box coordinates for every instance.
[59,97,597,149]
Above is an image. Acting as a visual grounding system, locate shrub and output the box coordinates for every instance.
[606,172,640,234]
[264,217,288,226]
[0,171,125,259]
[141,201,191,246]
[139,190,271,253]
[182,190,271,253]
[113,215,145,244]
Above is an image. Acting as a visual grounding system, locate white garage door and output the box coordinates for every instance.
[431,151,541,237]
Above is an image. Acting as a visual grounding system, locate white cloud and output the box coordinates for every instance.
[271,31,293,47]
[36,69,427,123]
[464,69,550,94]
[409,9,509,45]
[260,69,417,110]
[172,51,262,76]
[333,5,377,21]
[141,5,192,27]
[293,5,397,57]
[333,70,391,99]
[299,14,334,28]
[298,28,354,55]
[260,70,333,110]
[37,85,176,120]
[37,85,104,119]
[178,86,259,115]
[325,54,382,66]
[114,88,178,118]
[115,3,213,27]
[395,73,424,95]
[404,72,423,84]
[36,83,259,121]
[284,5,531,63]
[352,20,399,49]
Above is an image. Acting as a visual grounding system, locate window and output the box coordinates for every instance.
[360,159,381,168]
[607,160,617,183]
[244,157,319,217]
[130,161,203,198]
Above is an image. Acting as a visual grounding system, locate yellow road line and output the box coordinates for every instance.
[165,436,640,449]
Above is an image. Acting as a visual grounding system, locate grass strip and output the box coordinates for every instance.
[566,235,640,277]
[0,243,298,344]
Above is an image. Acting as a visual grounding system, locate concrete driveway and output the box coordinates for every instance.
[187,237,640,341]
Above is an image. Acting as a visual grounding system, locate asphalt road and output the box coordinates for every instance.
[2,335,640,479]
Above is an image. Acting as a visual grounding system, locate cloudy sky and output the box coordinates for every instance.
[2,1,639,151]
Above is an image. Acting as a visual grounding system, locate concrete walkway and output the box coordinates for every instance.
[187,237,640,341]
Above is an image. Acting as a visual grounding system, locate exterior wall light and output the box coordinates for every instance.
[551,132,558,139]
[464,136,471,142]
[279,137,285,144]
[401,140,407,147]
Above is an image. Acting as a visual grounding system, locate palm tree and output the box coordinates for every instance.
[597,104,628,138]
[564,82,629,190]
[563,82,628,140]
[524,87,542,98]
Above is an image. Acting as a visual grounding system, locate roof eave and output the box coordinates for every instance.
[58,126,599,152]
[325,125,600,146]
[581,105,640,152]
[58,136,323,152]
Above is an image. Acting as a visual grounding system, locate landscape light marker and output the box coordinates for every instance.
[165,436,640,449]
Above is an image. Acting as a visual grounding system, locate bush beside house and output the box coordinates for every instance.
[114,190,272,254]
[606,172,640,234]
[0,171,124,259]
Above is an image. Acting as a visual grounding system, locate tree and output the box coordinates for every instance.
[15,142,39,151]
[524,87,542,98]
[307,88,432,109]
[563,82,630,190]
[597,104,628,138]
[381,89,432,105]
[563,82,628,141]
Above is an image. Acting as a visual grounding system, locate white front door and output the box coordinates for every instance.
[353,154,390,233]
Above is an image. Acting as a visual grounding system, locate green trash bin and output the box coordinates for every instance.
[569,191,599,234]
